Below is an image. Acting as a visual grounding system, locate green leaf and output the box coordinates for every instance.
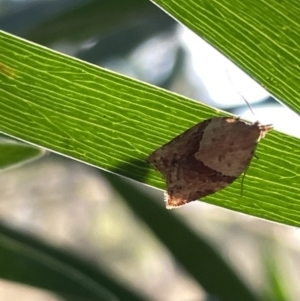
[0,221,151,301]
[151,0,300,114]
[0,30,299,228]
[0,137,44,171]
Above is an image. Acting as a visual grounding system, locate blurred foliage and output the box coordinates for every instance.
[0,0,298,300]
[0,136,44,170]
[0,219,150,301]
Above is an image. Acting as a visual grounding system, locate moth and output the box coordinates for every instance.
[148,117,272,208]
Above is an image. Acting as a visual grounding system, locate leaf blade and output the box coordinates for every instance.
[0,31,300,228]
[0,138,44,171]
[151,0,300,114]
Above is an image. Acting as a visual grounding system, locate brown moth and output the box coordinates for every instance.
[148,117,272,209]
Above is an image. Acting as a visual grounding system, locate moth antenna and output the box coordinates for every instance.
[240,158,252,197]
[240,164,248,197]
[240,144,259,196]
[240,95,256,119]
[224,68,257,120]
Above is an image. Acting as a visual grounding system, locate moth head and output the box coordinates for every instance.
[255,122,273,141]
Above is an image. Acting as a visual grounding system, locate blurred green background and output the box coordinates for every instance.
[0,0,299,301]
